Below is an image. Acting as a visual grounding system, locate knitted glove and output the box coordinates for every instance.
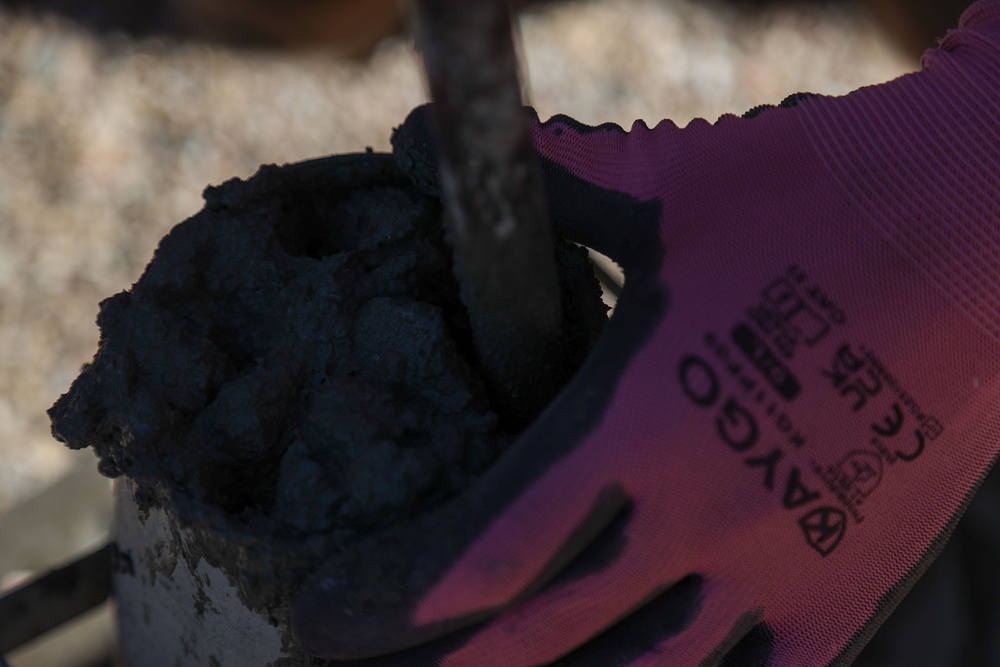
[294,3,1000,664]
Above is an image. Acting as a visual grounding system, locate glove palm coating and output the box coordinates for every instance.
[293,3,1000,664]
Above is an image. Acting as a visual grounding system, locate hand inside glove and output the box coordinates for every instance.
[292,2,1000,664]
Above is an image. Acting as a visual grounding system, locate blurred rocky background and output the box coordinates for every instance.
[0,0,968,664]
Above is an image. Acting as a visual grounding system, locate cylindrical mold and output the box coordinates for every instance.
[113,479,287,666]
[47,154,609,666]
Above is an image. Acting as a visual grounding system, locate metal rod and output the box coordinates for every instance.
[411,0,566,428]
[0,542,113,653]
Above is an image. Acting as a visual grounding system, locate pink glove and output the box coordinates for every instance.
[293,2,1000,664]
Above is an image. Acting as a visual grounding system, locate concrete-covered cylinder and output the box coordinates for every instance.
[47,154,608,665]
[113,478,287,666]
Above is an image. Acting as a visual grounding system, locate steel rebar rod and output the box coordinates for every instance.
[411,0,565,428]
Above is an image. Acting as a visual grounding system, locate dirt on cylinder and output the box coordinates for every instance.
[48,151,608,659]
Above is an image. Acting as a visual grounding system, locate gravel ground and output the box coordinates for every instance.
[0,0,911,514]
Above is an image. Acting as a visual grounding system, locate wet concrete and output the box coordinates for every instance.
[48,152,607,659]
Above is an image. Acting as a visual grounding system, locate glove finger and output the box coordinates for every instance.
[292,273,668,659]
[548,575,703,667]
[639,587,766,667]
[431,503,694,667]
[551,582,774,667]
[308,580,712,667]
[458,573,760,667]
[291,438,625,660]
[549,581,775,667]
